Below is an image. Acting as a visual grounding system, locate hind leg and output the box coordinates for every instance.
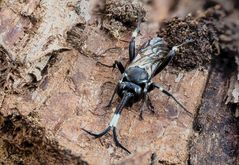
[129,17,142,62]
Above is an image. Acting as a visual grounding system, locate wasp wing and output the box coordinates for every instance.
[127,37,171,79]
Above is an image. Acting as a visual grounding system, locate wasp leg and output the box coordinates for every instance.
[153,48,176,77]
[112,127,131,154]
[97,60,125,74]
[150,83,193,117]
[129,37,136,62]
[105,84,118,108]
[82,126,111,138]
[153,39,194,76]
[139,103,145,120]
[139,95,155,120]
[146,95,155,114]
[129,17,141,62]
[139,94,147,120]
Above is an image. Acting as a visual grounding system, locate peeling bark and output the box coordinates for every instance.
[0,0,238,164]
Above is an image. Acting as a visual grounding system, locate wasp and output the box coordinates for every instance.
[82,18,193,154]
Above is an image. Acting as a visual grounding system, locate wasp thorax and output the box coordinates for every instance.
[124,67,149,84]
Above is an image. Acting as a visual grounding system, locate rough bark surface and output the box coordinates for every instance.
[0,0,238,164]
[190,56,238,164]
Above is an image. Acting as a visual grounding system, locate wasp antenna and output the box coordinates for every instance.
[115,92,133,114]
[112,127,131,154]
[109,92,133,128]
[108,92,133,153]
[82,126,111,138]
[83,92,133,153]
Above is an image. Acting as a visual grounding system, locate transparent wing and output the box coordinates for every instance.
[127,37,169,78]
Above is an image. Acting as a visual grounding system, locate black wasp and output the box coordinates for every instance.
[82,18,193,154]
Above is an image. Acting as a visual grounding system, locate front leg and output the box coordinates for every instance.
[139,95,147,120]
[105,84,118,108]
[145,95,155,114]
[139,95,155,120]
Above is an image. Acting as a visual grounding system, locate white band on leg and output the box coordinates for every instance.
[159,86,164,91]
[132,30,138,38]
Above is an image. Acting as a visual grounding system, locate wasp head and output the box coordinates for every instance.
[117,81,143,106]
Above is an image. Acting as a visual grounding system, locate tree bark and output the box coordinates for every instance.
[0,0,238,164]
